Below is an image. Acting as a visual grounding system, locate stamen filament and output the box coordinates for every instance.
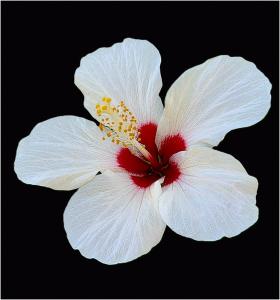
[96,97,160,167]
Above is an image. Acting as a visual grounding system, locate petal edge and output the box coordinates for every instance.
[159,147,259,241]
[14,116,120,190]
[156,55,271,148]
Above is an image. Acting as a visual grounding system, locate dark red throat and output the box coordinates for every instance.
[117,122,186,188]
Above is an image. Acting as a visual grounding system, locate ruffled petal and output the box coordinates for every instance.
[14,116,119,190]
[156,55,271,148]
[75,38,163,124]
[64,171,165,264]
[159,147,258,241]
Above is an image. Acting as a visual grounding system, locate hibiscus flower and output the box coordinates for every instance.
[14,38,271,265]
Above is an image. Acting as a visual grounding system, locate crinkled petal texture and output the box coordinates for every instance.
[75,38,163,124]
[14,116,120,190]
[156,55,271,148]
[64,171,165,264]
[159,147,258,241]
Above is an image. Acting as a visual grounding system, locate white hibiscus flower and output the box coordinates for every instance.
[14,38,271,265]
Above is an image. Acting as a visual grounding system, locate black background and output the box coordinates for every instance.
[2,1,279,299]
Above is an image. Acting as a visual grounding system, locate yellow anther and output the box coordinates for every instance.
[102,137,106,141]
[102,97,112,103]
[95,97,154,162]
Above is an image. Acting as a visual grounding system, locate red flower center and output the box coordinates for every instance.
[117,123,186,188]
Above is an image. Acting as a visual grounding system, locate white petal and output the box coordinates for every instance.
[156,55,271,148]
[159,147,258,241]
[64,171,165,264]
[75,38,163,124]
[14,116,120,190]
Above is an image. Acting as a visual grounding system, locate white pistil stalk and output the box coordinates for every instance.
[132,139,152,162]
